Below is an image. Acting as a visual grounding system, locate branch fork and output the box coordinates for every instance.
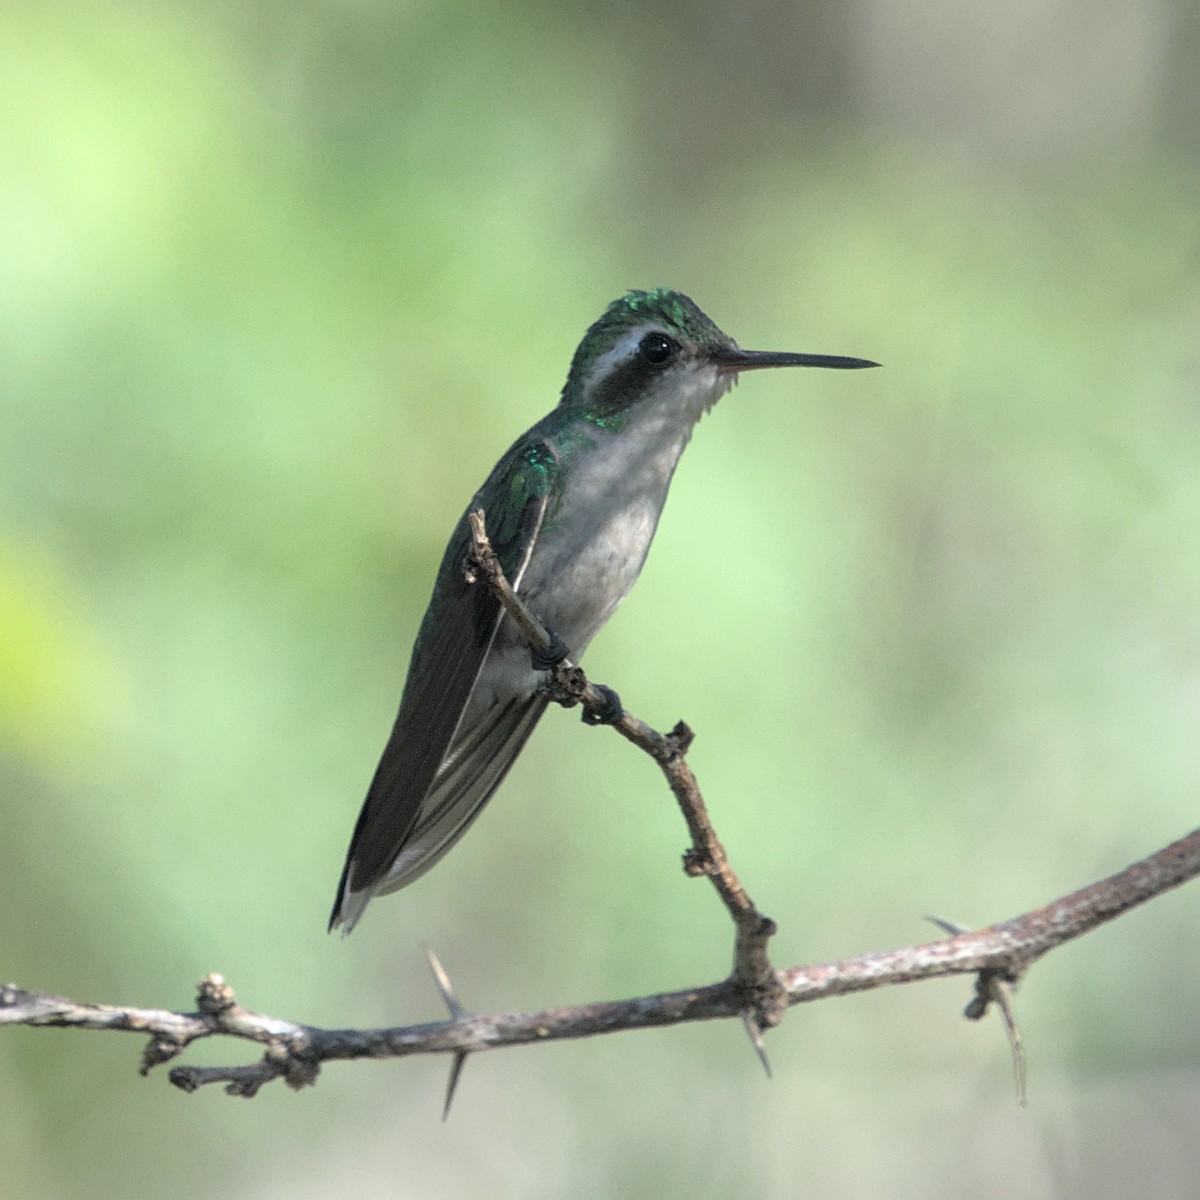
[2,508,1197,1100]
[465,509,786,1038]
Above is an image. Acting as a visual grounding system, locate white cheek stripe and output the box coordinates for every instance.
[578,323,662,405]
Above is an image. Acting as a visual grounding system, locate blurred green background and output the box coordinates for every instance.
[2,0,1198,1196]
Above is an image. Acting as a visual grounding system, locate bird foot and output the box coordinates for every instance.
[530,631,570,672]
[582,684,623,726]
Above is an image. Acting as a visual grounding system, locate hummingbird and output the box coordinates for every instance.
[330,288,877,933]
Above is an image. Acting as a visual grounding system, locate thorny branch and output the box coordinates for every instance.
[3,831,1197,1097]
[3,509,1198,1100]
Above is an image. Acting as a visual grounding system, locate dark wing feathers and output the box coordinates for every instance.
[329,440,557,930]
[368,691,549,895]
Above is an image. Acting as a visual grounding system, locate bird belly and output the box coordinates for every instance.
[523,414,692,656]
[514,489,662,660]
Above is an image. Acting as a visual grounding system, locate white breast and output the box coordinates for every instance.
[519,363,729,655]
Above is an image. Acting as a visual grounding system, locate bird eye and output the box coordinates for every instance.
[637,332,676,365]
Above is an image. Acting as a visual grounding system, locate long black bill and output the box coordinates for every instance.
[713,347,880,373]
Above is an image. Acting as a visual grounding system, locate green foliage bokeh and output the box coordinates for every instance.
[2,2,1198,1197]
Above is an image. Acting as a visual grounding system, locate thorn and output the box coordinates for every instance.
[961,967,1028,1107]
[423,945,472,1119]
[924,914,970,937]
[988,976,1027,1107]
[741,1010,772,1079]
[925,919,1027,1104]
[423,944,465,1019]
[442,1050,469,1122]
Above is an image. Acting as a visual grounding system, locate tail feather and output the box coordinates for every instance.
[330,692,547,933]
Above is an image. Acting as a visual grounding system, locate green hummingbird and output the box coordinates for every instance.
[330,288,877,932]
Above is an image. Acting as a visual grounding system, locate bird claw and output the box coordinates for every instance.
[582,684,623,726]
[531,631,570,672]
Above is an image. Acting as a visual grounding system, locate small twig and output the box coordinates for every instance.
[465,508,787,1028]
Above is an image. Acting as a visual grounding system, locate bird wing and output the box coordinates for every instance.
[330,440,558,931]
